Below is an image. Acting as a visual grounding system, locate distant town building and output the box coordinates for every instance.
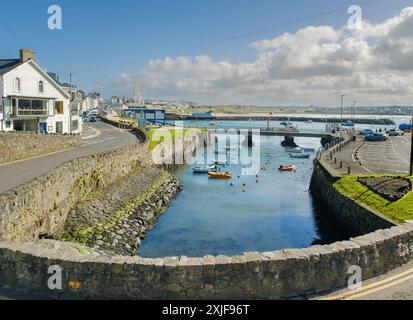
[123,107,165,125]
[192,110,214,119]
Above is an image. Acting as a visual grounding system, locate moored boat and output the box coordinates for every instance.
[290,153,310,159]
[192,165,217,174]
[286,147,303,154]
[211,160,227,166]
[278,165,296,171]
[208,172,233,179]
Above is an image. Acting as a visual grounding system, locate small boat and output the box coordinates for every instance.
[278,165,296,172]
[342,120,354,127]
[192,165,217,174]
[211,160,227,166]
[286,147,303,154]
[290,153,310,159]
[300,147,315,153]
[225,146,238,152]
[208,172,233,179]
[305,120,314,124]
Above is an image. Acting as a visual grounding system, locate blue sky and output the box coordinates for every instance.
[1,0,412,104]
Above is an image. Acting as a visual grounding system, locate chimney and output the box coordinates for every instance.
[19,49,36,63]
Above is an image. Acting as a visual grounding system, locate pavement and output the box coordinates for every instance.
[322,133,411,176]
[0,120,139,194]
[315,260,413,300]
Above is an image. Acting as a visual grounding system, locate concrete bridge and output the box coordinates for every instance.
[259,129,334,138]
[204,128,340,148]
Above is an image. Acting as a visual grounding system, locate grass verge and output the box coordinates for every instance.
[333,175,413,224]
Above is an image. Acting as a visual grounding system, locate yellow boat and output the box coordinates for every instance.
[208,172,233,180]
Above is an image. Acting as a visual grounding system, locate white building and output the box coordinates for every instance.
[0,49,82,134]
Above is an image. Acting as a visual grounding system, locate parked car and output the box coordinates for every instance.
[365,133,386,141]
[388,128,404,136]
[89,115,98,122]
[399,123,412,132]
[360,129,375,137]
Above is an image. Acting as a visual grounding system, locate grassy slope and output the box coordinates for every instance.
[148,127,206,150]
[333,175,413,224]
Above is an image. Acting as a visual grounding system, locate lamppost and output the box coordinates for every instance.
[351,100,357,140]
[340,94,346,140]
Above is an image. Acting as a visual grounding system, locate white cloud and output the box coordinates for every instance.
[112,7,413,106]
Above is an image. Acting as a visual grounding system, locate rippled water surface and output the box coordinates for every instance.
[137,120,394,258]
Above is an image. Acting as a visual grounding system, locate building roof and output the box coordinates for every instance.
[0,59,21,76]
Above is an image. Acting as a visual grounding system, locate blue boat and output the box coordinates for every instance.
[290,153,311,159]
[192,165,217,174]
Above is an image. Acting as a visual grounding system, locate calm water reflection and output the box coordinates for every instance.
[138,134,349,258]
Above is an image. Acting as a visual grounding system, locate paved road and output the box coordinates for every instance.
[0,121,139,194]
[316,260,413,300]
[323,133,411,176]
[357,134,411,175]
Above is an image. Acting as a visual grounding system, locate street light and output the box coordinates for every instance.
[340,94,346,140]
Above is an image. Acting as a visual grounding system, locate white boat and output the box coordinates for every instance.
[225,146,238,152]
[211,160,227,166]
[342,120,354,127]
[300,147,315,153]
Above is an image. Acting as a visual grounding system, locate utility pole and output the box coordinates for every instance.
[410,108,413,176]
[340,94,346,140]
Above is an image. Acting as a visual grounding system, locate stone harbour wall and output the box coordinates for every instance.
[0,132,81,164]
[310,161,396,236]
[1,222,413,299]
[62,170,181,256]
[0,143,153,241]
[1,138,413,299]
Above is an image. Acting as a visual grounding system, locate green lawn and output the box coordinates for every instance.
[333,175,413,224]
[147,127,207,150]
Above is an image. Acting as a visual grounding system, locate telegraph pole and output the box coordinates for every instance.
[69,73,75,134]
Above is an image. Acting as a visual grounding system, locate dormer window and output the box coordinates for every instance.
[14,78,21,92]
[38,81,44,93]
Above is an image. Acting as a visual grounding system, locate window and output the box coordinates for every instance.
[18,99,31,110]
[14,78,21,92]
[54,101,63,114]
[5,121,11,128]
[38,81,44,93]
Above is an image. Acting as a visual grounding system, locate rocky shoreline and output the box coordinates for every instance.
[61,169,181,256]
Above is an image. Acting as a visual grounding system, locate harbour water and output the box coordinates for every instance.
[137,119,405,258]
